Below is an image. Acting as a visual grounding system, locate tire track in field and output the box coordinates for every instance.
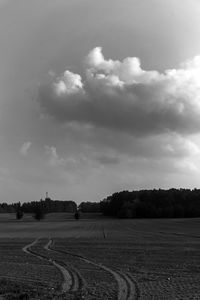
[22,238,72,293]
[22,238,39,255]
[49,239,138,300]
[126,272,140,300]
[116,271,139,300]
[44,239,83,292]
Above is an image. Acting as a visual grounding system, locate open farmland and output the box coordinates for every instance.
[0,214,200,299]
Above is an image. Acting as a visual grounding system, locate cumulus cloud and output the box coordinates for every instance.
[37,48,200,178]
[20,142,31,156]
[53,70,83,96]
[38,47,200,136]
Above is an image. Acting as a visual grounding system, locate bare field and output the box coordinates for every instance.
[0,214,200,299]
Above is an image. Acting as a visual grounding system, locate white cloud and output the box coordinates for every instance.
[53,70,83,96]
[38,47,200,136]
[20,142,31,156]
[36,48,200,186]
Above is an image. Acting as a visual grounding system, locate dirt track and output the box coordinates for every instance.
[22,238,72,293]
[22,237,138,299]
[48,238,138,300]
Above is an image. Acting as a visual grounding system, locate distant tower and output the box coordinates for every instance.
[46,192,48,199]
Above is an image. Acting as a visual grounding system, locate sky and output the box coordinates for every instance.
[1,0,200,204]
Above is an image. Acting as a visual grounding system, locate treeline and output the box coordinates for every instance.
[79,202,100,213]
[100,189,200,218]
[0,198,77,214]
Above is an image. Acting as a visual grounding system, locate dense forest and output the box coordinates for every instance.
[100,189,200,218]
[78,201,100,213]
[0,198,77,214]
[2,189,200,218]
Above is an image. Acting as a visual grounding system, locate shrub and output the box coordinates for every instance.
[74,211,80,220]
[33,207,45,221]
[16,210,24,220]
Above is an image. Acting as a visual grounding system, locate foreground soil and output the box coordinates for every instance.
[0,214,199,299]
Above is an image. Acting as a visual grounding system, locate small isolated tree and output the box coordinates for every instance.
[74,211,80,220]
[16,210,24,220]
[33,207,45,221]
